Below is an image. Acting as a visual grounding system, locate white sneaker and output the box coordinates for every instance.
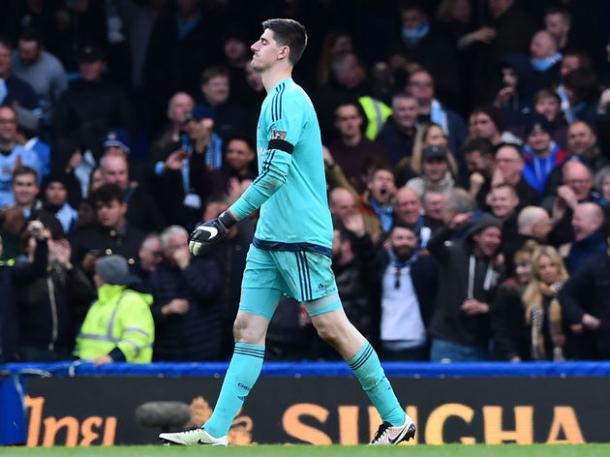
[159,427,228,446]
[370,417,416,445]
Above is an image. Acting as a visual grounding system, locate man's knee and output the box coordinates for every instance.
[232,313,268,344]
[314,316,345,347]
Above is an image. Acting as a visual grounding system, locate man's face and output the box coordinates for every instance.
[224,37,248,62]
[409,72,434,104]
[527,130,552,154]
[564,166,592,201]
[392,97,417,130]
[531,213,553,240]
[12,173,39,206]
[545,13,569,41]
[330,190,356,219]
[469,113,497,140]
[394,188,421,225]
[79,60,104,81]
[490,187,518,220]
[401,8,426,28]
[422,158,448,183]
[535,96,560,121]
[530,32,555,60]
[560,55,580,79]
[567,122,596,155]
[17,40,41,65]
[465,150,485,173]
[0,45,11,77]
[335,105,362,138]
[139,236,162,272]
[95,200,126,229]
[225,139,254,172]
[101,155,129,190]
[162,232,188,262]
[390,226,417,260]
[333,54,364,89]
[251,28,285,72]
[494,146,523,183]
[202,75,230,106]
[473,226,502,257]
[168,93,194,126]
[0,107,18,142]
[571,207,600,241]
[44,182,67,206]
[369,170,395,204]
[424,192,445,221]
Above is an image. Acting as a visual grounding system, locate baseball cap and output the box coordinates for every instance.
[103,129,131,153]
[422,145,449,162]
[78,45,104,62]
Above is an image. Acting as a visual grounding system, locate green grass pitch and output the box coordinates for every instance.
[2,445,610,457]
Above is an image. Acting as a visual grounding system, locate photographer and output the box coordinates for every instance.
[0,221,48,362]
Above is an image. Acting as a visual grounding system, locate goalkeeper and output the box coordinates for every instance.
[160,18,415,446]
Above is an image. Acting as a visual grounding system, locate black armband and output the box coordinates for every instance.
[268,139,294,154]
[219,211,238,229]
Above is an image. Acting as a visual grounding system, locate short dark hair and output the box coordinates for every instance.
[91,183,124,206]
[461,139,494,158]
[201,65,230,85]
[18,27,42,45]
[545,6,571,23]
[335,101,363,119]
[12,165,38,184]
[262,18,307,65]
[471,105,504,131]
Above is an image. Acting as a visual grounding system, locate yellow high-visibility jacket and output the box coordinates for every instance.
[75,284,154,363]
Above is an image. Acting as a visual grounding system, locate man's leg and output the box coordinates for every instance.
[309,306,405,424]
[203,311,270,438]
[160,246,282,445]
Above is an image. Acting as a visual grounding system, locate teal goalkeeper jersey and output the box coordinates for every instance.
[229,78,333,256]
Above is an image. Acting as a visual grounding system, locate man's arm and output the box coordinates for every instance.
[229,94,304,219]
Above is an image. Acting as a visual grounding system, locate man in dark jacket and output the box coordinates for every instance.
[428,213,503,361]
[373,224,437,360]
[0,220,47,362]
[151,225,223,361]
[559,222,610,359]
[52,46,132,175]
[17,235,94,361]
[70,184,146,274]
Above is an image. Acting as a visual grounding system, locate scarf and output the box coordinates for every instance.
[430,99,449,134]
[523,281,564,361]
[530,52,562,72]
[401,21,430,46]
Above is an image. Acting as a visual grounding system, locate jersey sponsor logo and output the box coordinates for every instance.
[270,129,287,140]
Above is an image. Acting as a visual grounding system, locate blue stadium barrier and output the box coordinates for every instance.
[3,361,610,378]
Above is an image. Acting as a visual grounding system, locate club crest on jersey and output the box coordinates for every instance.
[270,129,286,140]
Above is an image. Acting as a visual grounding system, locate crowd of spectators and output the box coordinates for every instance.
[2,0,610,364]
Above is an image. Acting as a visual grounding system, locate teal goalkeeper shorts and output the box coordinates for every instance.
[239,245,341,319]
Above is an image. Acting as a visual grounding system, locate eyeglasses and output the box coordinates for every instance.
[0,118,17,124]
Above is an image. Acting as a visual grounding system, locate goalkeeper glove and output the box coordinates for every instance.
[188,211,237,256]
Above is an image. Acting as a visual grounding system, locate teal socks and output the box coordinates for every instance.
[203,342,265,437]
[348,341,405,426]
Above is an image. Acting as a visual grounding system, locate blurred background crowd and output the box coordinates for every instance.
[1,0,610,364]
